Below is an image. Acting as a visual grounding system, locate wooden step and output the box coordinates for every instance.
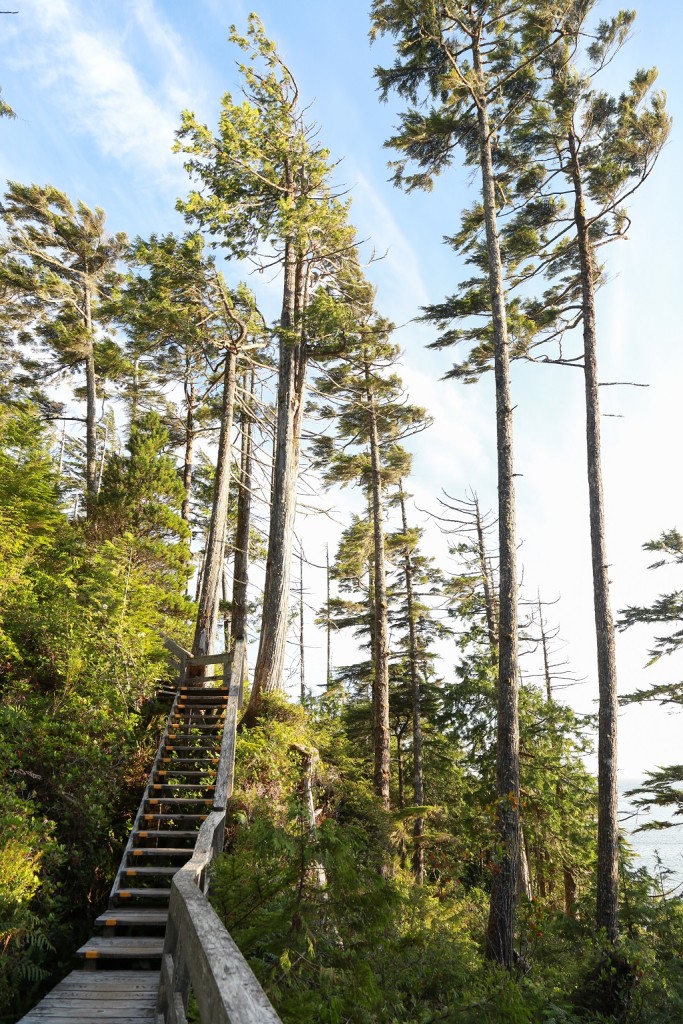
[160,756,219,765]
[162,748,220,756]
[128,847,192,859]
[146,794,214,802]
[150,783,215,793]
[180,687,231,695]
[17,970,159,1023]
[77,936,164,960]
[169,726,223,734]
[142,812,208,822]
[96,908,169,928]
[175,701,226,708]
[121,865,178,878]
[155,770,214,779]
[113,888,171,903]
[134,829,202,842]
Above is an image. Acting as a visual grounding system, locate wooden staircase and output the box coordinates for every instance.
[18,659,232,1023]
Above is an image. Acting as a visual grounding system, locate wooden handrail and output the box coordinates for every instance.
[157,639,281,1024]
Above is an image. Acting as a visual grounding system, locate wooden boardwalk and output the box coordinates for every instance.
[18,970,159,1023]
[18,679,229,1024]
[17,642,281,1024]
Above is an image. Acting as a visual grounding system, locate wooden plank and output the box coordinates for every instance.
[164,876,283,1024]
[95,908,169,927]
[26,1000,156,1012]
[37,971,159,991]
[20,1011,156,1019]
[76,936,165,956]
[186,653,228,667]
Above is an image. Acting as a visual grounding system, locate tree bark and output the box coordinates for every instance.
[83,279,98,507]
[326,543,332,688]
[193,345,238,657]
[568,129,619,943]
[518,824,533,901]
[399,485,425,884]
[231,369,254,644]
[472,36,521,968]
[182,373,196,524]
[299,548,305,703]
[248,244,308,713]
[367,370,391,810]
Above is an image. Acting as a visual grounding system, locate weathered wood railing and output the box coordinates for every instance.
[156,639,282,1024]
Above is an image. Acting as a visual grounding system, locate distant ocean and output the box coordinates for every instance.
[620,778,683,890]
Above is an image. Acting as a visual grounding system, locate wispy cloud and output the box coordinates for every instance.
[350,169,431,321]
[10,0,186,186]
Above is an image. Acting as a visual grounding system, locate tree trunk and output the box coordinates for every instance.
[536,847,547,899]
[326,544,332,688]
[539,593,553,702]
[222,560,231,651]
[299,548,305,704]
[367,372,391,810]
[83,279,98,507]
[396,730,405,810]
[568,129,619,943]
[518,824,533,901]
[231,369,254,644]
[96,415,108,495]
[473,38,521,968]
[193,346,238,657]
[399,485,425,884]
[182,374,196,524]
[248,244,307,712]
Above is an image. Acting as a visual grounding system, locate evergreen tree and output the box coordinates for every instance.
[92,411,191,600]
[311,317,428,807]
[116,232,218,521]
[502,8,671,941]
[175,15,357,699]
[370,0,567,964]
[0,183,127,509]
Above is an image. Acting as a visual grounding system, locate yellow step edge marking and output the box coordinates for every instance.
[119,892,131,898]
[133,850,142,856]
[126,869,137,876]
[105,918,117,926]
[138,831,148,838]
[85,951,99,959]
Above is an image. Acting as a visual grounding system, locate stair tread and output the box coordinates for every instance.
[114,888,171,900]
[128,848,192,857]
[142,813,208,820]
[146,797,214,805]
[96,908,169,927]
[122,865,178,876]
[155,771,214,778]
[134,830,201,839]
[150,783,215,790]
[77,936,164,957]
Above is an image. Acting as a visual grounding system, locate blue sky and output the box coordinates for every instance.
[2,0,683,779]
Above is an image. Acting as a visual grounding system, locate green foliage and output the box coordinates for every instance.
[214,700,683,1022]
[0,403,186,1017]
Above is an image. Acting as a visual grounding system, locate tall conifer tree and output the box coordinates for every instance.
[371,0,563,963]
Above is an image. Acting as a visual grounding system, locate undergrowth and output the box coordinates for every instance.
[209,696,683,1024]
